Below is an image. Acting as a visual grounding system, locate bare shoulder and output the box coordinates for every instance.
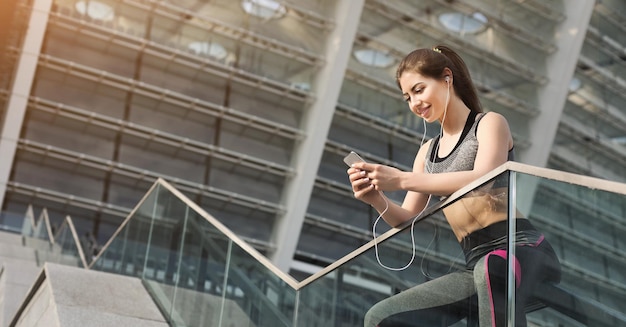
[477,111,511,134]
[479,111,509,126]
[477,111,513,147]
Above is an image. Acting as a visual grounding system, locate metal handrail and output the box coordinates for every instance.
[90,160,626,291]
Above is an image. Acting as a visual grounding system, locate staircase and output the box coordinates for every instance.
[0,210,168,327]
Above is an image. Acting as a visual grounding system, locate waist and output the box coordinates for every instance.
[461,218,538,252]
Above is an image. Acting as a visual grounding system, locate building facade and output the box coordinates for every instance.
[1,0,625,284]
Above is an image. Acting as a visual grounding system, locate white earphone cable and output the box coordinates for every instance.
[372,192,432,271]
[372,77,451,272]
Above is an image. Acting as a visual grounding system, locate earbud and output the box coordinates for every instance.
[445,76,450,83]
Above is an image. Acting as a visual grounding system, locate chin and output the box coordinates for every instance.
[424,116,437,123]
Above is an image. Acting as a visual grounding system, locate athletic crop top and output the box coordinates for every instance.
[424,111,514,174]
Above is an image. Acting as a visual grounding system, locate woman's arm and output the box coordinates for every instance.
[354,112,513,197]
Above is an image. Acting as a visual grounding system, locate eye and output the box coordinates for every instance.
[402,84,424,102]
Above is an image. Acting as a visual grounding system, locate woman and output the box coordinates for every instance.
[347,45,561,326]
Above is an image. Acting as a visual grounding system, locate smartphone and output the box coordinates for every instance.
[343,151,366,166]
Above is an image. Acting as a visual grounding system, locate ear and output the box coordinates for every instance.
[443,67,454,84]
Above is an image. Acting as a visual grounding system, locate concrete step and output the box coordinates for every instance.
[0,231,83,326]
[0,230,25,247]
[11,263,169,327]
[0,258,40,327]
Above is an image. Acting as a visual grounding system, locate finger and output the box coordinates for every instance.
[351,179,367,192]
[347,167,361,174]
[351,177,371,191]
[351,162,370,170]
[348,170,368,182]
[354,184,375,197]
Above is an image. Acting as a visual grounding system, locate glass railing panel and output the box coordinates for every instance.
[53,222,81,266]
[37,218,86,268]
[90,184,161,275]
[296,242,447,327]
[20,208,60,266]
[20,206,36,237]
[145,187,234,327]
[224,242,297,327]
[146,183,297,327]
[0,211,26,233]
[516,172,626,327]
[31,209,51,241]
[92,180,299,327]
[298,169,626,327]
[0,207,86,268]
[85,166,626,326]
[296,176,508,327]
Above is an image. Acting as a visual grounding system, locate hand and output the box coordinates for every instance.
[347,166,379,205]
[352,162,404,192]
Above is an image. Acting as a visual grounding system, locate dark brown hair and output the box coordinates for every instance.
[395,44,482,113]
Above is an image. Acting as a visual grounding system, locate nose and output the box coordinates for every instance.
[409,96,421,110]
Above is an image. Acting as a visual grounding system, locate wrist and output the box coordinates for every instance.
[399,171,414,191]
[370,192,387,210]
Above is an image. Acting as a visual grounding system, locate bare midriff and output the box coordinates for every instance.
[442,188,510,242]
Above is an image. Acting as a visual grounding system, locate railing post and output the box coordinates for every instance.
[292,290,300,327]
[219,240,233,327]
[141,188,159,279]
[507,171,517,326]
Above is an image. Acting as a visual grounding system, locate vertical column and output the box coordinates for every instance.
[520,0,594,167]
[268,0,365,272]
[0,0,52,208]
[516,0,594,216]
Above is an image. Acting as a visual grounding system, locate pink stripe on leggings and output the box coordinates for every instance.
[484,250,521,327]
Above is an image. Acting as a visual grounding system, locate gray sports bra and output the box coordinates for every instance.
[424,111,514,174]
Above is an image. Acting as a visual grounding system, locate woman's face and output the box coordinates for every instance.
[399,71,448,123]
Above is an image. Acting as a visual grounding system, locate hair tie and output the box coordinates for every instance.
[433,47,442,53]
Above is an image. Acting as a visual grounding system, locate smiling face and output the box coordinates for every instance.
[399,71,448,123]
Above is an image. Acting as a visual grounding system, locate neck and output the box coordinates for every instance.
[440,98,471,136]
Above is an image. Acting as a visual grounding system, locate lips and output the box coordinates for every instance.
[417,105,430,118]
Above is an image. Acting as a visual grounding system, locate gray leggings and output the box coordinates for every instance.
[364,269,476,326]
[363,236,560,326]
